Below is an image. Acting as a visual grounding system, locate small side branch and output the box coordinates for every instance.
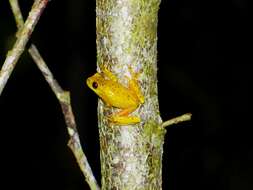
[162,113,192,128]
[9,1,100,189]
[0,0,49,95]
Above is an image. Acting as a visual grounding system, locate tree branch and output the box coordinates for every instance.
[9,0,24,29]
[29,46,100,190]
[29,45,100,190]
[9,1,100,189]
[0,0,49,95]
[162,113,192,128]
[96,0,166,189]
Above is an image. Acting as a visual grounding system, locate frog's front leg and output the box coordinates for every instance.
[99,65,118,82]
[108,107,141,125]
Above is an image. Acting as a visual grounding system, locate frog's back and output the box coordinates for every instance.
[102,81,138,109]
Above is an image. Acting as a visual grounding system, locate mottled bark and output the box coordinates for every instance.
[96,0,166,189]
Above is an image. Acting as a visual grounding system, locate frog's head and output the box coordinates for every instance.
[86,73,105,97]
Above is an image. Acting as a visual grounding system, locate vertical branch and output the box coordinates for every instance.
[0,0,49,95]
[96,0,165,189]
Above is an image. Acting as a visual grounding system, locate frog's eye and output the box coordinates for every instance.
[92,81,98,89]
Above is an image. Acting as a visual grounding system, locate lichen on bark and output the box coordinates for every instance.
[96,0,165,189]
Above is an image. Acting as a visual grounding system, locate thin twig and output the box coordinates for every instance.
[9,1,100,190]
[9,0,24,28]
[29,46,100,190]
[162,113,192,128]
[0,0,49,95]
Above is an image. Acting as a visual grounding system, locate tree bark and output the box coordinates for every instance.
[96,0,166,189]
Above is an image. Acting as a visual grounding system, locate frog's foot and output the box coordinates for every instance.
[108,115,140,125]
[108,107,140,125]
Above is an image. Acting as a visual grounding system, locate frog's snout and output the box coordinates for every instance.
[86,77,92,89]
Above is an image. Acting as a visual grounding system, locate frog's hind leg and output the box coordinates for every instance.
[108,107,140,125]
[128,67,145,104]
[128,79,144,104]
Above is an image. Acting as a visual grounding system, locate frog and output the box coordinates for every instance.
[86,65,144,125]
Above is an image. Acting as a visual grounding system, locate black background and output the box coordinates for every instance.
[0,0,252,189]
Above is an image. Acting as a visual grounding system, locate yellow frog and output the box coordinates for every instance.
[86,66,144,125]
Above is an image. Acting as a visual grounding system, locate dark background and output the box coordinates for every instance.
[0,0,252,189]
